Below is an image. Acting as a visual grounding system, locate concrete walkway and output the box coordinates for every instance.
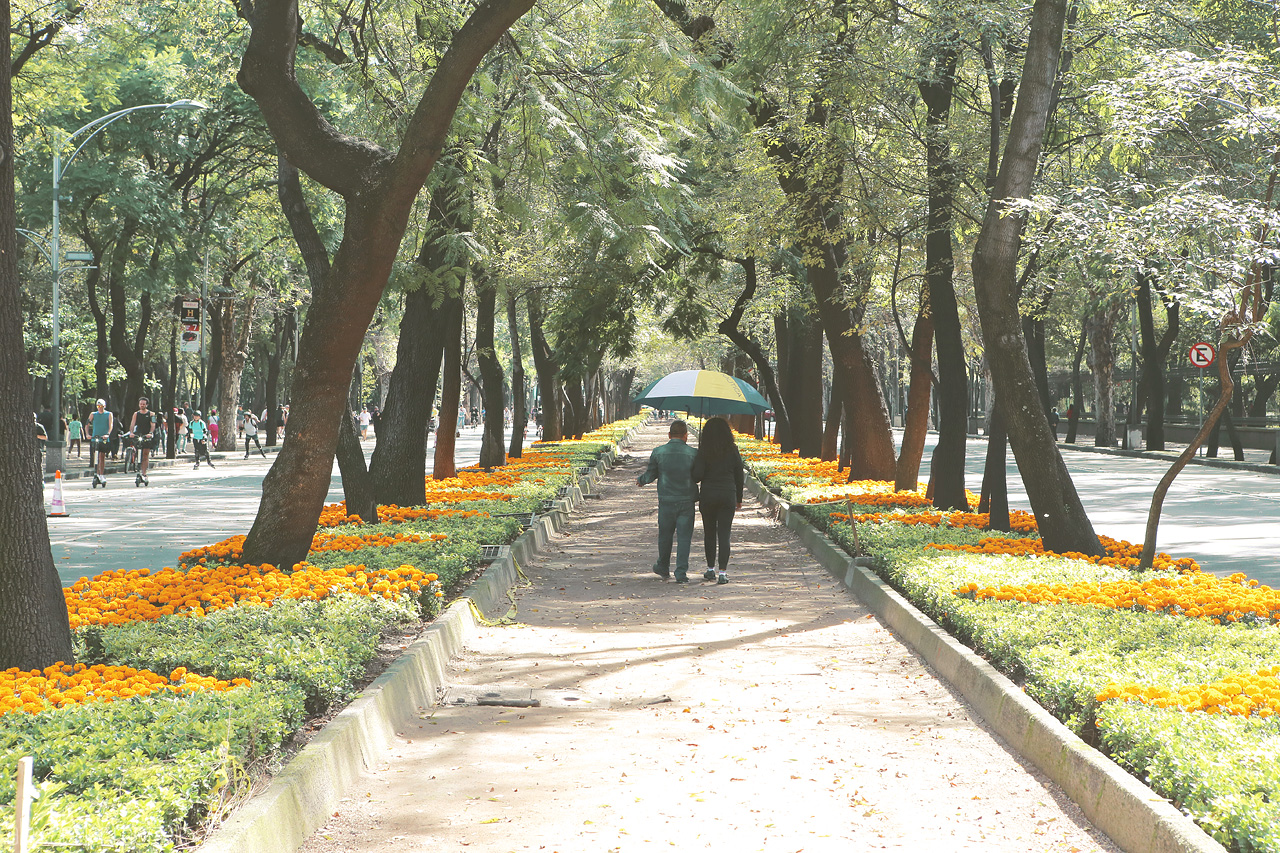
[297,423,1119,853]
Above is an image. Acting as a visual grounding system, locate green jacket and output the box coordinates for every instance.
[638,438,698,502]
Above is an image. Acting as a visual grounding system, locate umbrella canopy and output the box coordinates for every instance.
[634,369,769,416]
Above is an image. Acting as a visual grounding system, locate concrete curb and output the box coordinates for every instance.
[744,473,1224,853]
[198,447,609,853]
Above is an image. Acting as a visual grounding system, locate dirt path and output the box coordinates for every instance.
[300,423,1120,852]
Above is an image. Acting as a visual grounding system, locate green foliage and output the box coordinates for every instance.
[0,684,300,851]
[80,594,412,714]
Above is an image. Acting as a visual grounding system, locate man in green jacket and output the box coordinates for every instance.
[637,419,699,583]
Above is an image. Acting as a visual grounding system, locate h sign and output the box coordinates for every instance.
[1188,342,1216,368]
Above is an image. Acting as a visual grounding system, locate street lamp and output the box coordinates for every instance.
[43,99,205,470]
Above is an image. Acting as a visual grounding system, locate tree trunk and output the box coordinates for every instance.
[105,220,147,408]
[474,268,506,468]
[0,8,75,667]
[1065,324,1085,443]
[978,402,1011,531]
[527,289,561,441]
[262,310,294,447]
[336,366,376,522]
[821,365,841,462]
[780,301,824,457]
[368,183,459,504]
[896,288,933,491]
[969,0,1101,556]
[1135,271,1179,450]
[563,375,587,440]
[1088,303,1120,448]
[84,252,110,402]
[433,293,464,480]
[919,40,968,508]
[715,258,792,446]
[215,293,256,452]
[235,0,536,570]
[368,285,447,505]
[507,294,528,458]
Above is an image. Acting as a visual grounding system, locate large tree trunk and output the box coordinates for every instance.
[969,0,1101,556]
[0,8,75,668]
[236,0,535,569]
[779,301,824,457]
[368,183,460,504]
[527,289,561,441]
[84,252,110,402]
[896,289,933,491]
[433,293,464,480]
[474,268,506,467]
[262,310,294,447]
[919,44,968,507]
[368,286,448,505]
[563,375,587,440]
[507,294,528,458]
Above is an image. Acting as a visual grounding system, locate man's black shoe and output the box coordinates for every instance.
[674,571,689,584]
[652,565,670,580]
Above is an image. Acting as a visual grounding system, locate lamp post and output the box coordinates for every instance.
[44,99,204,471]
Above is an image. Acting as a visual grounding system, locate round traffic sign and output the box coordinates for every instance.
[1188,342,1216,368]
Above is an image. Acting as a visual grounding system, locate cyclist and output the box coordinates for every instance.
[190,411,214,469]
[127,397,157,486]
[88,399,113,487]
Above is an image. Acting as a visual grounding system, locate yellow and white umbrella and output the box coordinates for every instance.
[634,369,769,416]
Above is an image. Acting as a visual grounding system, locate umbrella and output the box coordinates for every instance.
[634,369,770,416]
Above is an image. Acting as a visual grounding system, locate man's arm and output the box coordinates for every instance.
[128,413,138,435]
[637,450,661,486]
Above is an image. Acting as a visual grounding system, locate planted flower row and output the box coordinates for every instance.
[738,432,1280,853]
[0,416,645,852]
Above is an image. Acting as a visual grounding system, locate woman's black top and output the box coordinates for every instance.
[692,444,745,503]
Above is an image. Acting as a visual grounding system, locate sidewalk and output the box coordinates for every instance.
[297,423,1119,852]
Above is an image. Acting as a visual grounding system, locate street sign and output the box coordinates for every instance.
[64,251,94,262]
[180,300,201,352]
[1189,342,1216,368]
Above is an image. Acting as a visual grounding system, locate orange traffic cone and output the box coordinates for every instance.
[48,470,69,517]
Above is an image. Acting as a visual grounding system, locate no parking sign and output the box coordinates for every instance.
[1188,342,1216,368]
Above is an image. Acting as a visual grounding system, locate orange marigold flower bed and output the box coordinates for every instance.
[932,534,1200,574]
[1097,666,1280,718]
[1,662,250,716]
[829,508,1038,531]
[64,563,439,628]
[952,570,1274,625]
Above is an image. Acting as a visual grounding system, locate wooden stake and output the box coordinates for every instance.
[14,756,33,853]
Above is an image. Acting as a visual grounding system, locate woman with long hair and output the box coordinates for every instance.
[692,416,745,584]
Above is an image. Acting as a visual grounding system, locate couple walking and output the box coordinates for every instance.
[636,417,744,585]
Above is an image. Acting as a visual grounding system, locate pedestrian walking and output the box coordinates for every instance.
[692,416,745,585]
[358,407,372,439]
[33,413,47,476]
[209,411,219,446]
[67,412,83,458]
[88,399,113,487]
[189,411,214,468]
[457,405,465,437]
[175,408,188,453]
[636,419,699,583]
[242,409,266,458]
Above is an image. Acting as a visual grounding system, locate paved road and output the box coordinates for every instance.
[45,425,1280,589]
[43,425,515,586]
[918,433,1280,587]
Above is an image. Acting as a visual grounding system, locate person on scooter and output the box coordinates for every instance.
[127,397,157,486]
[88,399,113,487]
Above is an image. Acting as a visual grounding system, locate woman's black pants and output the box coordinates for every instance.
[699,495,736,571]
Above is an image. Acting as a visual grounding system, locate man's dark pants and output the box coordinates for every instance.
[655,498,695,576]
